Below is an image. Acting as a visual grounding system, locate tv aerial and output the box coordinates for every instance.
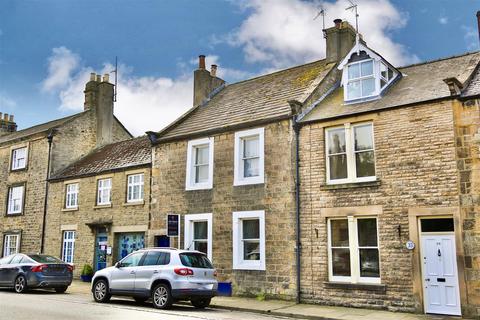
[313,7,326,38]
[346,0,359,33]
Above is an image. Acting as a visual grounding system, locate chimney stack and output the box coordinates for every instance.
[193,55,225,106]
[324,19,357,63]
[477,11,480,44]
[211,64,218,77]
[83,72,114,147]
[0,112,17,136]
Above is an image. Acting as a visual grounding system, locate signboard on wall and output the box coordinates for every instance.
[167,214,180,237]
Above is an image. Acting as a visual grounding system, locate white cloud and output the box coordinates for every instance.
[438,17,448,25]
[462,25,479,51]
[0,94,16,109]
[223,0,418,68]
[41,48,251,136]
[42,47,81,92]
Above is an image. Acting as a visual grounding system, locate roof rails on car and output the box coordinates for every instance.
[142,247,179,250]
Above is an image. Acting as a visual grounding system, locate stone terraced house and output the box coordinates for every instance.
[0,73,131,258]
[295,23,480,317]
[44,136,152,277]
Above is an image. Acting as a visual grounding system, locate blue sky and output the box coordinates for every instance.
[0,0,479,135]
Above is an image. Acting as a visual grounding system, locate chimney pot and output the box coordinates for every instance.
[90,73,96,81]
[211,64,218,77]
[4,113,8,121]
[198,55,206,69]
[476,11,480,44]
[9,115,14,122]
[96,75,101,82]
[334,19,342,28]
[102,74,110,82]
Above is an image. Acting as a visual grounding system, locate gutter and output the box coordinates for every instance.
[40,129,55,253]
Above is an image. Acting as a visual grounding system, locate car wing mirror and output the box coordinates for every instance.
[115,262,121,268]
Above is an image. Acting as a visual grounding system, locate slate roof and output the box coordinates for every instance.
[461,63,480,98]
[0,112,85,144]
[50,136,151,181]
[157,60,336,141]
[300,51,480,122]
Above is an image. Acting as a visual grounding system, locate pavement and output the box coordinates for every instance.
[69,280,464,320]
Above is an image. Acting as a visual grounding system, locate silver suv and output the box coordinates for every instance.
[91,248,217,309]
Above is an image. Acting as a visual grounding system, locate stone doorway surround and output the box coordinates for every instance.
[408,207,466,315]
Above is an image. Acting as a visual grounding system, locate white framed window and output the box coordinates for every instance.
[232,210,265,270]
[97,178,112,205]
[184,213,213,261]
[345,59,375,101]
[11,147,27,170]
[234,128,264,186]
[62,231,75,263]
[185,137,214,190]
[65,183,79,209]
[325,122,375,184]
[327,216,380,284]
[127,174,144,202]
[3,234,20,257]
[7,185,24,215]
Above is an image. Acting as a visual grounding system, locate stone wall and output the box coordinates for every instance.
[298,101,461,313]
[44,167,151,277]
[453,98,480,317]
[151,119,298,299]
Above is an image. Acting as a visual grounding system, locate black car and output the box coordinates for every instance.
[0,253,73,293]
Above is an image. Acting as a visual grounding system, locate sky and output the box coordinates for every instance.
[0,0,479,136]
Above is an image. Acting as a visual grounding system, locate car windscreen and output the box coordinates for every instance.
[28,254,64,264]
[0,255,13,265]
[179,252,213,269]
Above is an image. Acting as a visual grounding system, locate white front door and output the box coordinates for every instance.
[421,234,461,316]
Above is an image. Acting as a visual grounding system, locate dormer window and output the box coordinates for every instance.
[339,43,400,104]
[346,59,375,100]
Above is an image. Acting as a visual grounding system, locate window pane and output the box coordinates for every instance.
[330,220,349,247]
[361,78,375,96]
[329,154,347,180]
[420,218,454,232]
[358,218,378,246]
[332,248,351,276]
[359,249,380,277]
[243,241,260,260]
[348,64,360,79]
[121,252,143,267]
[361,60,373,76]
[195,145,209,165]
[243,219,260,239]
[143,251,162,266]
[193,221,208,240]
[380,63,387,79]
[388,68,394,80]
[194,241,208,255]
[243,137,259,158]
[327,128,346,154]
[347,81,361,99]
[355,151,375,177]
[244,158,259,177]
[354,125,373,151]
[195,164,209,183]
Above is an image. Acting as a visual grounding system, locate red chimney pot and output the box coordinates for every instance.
[198,55,206,70]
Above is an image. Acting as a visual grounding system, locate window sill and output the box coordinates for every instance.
[94,204,112,209]
[324,281,386,293]
[232,263,266,271]
[233,179,265,187]
[10,168,27,173]
[123,200,144,207]
[321,180,381,190]
[62,207,79,212]
[185,185,213,191]
[5,212,23,217]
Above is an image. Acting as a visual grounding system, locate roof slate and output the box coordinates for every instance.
[50,136,151,180]
[0,112,85,144]
[158,60,336,141]
[301,51,480,122]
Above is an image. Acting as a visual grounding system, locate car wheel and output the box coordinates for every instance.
[55,286,68,293]
[93,279,111,303]
[14,275,27,293]
[151,283,172,309]
[134,297,148,303]
[191,297,211,309]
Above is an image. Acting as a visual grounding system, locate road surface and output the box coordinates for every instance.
[0,289,296,320]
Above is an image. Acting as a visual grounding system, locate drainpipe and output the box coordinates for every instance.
[40,129,55,253]
[293,115,302,304]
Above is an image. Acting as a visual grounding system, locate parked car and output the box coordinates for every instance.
[0,253,73,293]
[91,248,217,309]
